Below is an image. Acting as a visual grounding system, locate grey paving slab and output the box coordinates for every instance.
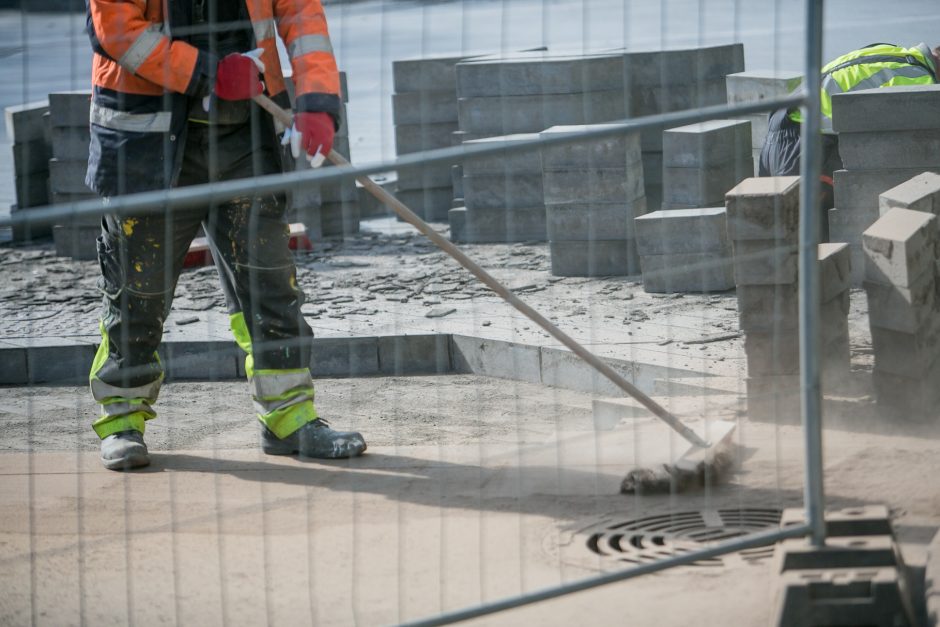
[639,251,734,293]
[731,239,798,285]
[462,172,543,210]
[662,119,751,168]
[546,199,647,242]
[878,171,940,216]
[4,100,49,143]
[393,54,469,93]
[725,176,800,241]
[391,90,459,125]
[634,207,730,256]
[725,70,803,105]
[463,205,547,243]
[310,336,379,377]
[50,125,90,161]
[462,134,542,176]
[48,90,91,128]
[392,187,453,222]
[457,90,627,135]
[449,335,541,384]
[378,334,451,375]
[542,167,644,204]
[620,43,744,89]
[455,52,624,98]
[48,158,90,195]
[539,125,642,170]
[870,321,940,379]
[394,121,459,155]
[864,269,938,333]
[862,208,936,288]
[839,130,940,170]
[832,84,940,133]
[834,167,940,212]
[663,163,751,208]
[549,239,640,277]
[12,139,51,176]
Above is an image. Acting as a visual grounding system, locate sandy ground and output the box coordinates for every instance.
[1,375,938,626]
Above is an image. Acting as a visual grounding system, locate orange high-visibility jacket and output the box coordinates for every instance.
[85,0,341,196]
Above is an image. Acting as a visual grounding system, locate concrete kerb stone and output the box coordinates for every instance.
[455,52,624,98]
[462,134,542,176]
[392,187,454,222]
[391,90,459,125]
[639,251,734,293]
[869,321,940,379]
[462,173,543,210]
[835,167,940,212]
[731,239,799,285]
[50,126,90,161]
[637,207,733,256]
[879,171,940,216]
[4,99,49,143]
[863,269,938,333]
[839,130,940,170]
[862,207,937,288]
[626,79,728,118]
[161,341,240,381]
[48,90,92,127]
[456,90,628,136]
[831,84,940,133]
[12,139,52,176]
[725,70,803,105]
[378,335,452,376]
[620,43,744,89]
[0,343,29,384]
[662,119,751,169]
[549,239,641,277]
[49,158,91,195]
[664,163,752,208]
[449,335,541,384]
[542,167,645,204]
[393,54,471,93]
[539,125,642,169]
[546,199,647,241]
[394,121,458,155]
[0,338,98,385]
[310,336,380,377]
[725,176,800,241]
[462,205,547,243]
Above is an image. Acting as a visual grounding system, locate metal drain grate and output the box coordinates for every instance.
[585,508,782,568]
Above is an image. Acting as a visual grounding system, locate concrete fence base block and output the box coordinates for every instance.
[779,505,893,537]
[773,567,915,627]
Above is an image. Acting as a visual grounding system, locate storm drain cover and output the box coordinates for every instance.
[585,508,782,568]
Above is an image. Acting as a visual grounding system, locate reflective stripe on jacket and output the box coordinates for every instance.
[85,0,342,196]
[790,43,937,131]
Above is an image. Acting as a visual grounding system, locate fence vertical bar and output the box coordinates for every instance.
[798,0,827,547]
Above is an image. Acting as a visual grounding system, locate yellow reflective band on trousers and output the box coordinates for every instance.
[229,312,319,438]
[88,322,160,439]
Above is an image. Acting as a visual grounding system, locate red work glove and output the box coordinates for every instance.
[214,50,265,101]
[288,112,335,168]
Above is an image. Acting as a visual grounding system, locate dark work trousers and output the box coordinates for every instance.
[91,113,312,437]
[758,108,844,242]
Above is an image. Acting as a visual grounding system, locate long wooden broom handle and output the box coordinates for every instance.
[253,94,710,449]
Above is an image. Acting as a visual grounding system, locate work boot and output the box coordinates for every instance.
[261,419,367,459]
[100,430,150,470]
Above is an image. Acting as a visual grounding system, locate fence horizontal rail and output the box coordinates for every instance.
[0,94,805,231]
[400,522,810,627]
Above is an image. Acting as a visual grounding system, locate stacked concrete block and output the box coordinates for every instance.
[540,125,646,276]
[830,84,940,284]
[724,70,802,172]
[772,506,916,627]
[634,207,734,292]
[621,44,745,211]
[5,99,52,240]
[862,208,940,416]
[455,133,545,242]
[290,72,359,238]
[727,177,851,422]
[392,55,471,221]
[879,171,940,216]
[46,91,97,259]
[661,119,751,209]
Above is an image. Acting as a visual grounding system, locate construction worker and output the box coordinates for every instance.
[85,0,366,469]
[759,43,940,214]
